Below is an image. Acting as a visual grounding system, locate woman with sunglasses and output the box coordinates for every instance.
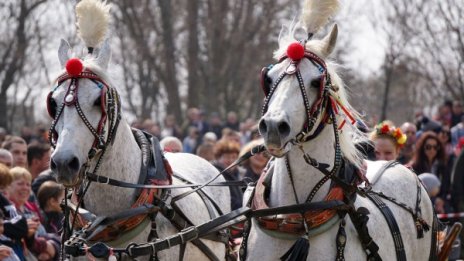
[409,131,451,212]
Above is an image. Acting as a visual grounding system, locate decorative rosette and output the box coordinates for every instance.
[375,122,407,147]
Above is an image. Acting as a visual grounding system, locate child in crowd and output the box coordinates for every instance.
[37,181,64,235]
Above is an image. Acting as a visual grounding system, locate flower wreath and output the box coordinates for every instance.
[375,122,407,147]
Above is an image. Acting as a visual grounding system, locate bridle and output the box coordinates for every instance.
[47,68,121,163]
[259,42,358,201]
[261,46,341,146]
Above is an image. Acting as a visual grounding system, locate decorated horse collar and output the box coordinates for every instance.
[68,130,173,243]
[251,164,342,237]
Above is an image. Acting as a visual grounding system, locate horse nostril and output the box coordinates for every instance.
[278,122,290,137]
[259,120,268,135]
[68,157,80,171]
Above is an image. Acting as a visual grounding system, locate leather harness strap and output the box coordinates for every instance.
[362,161,405,261]
[366,192,406,261]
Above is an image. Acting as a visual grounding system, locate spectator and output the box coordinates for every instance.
[224,111,240,131]
[0,164,29,260]
[7,167,59,261]
[37,181,64,235]
[409,131,451,201]
[1,137,27,168]
[208,112,224,140]
[434,101,452,128]
[418,173,448,214]
[212,140,243,210]
[0,149,13,168]
[27,143,51,180]
[451,115,464,147]
[0,212,20,260]
[451,147,464,212]
[369,122,407,161]
[160,114,182,139]
[142,119,161,139]
[398,122,417,164]
[202,132,218,145]
[451,100,464,127]
[239,139,269,183]
[182,108,209,138]
[31,170,57,199]
[160,136,183,153]
[221,128,242,145]
[196,143,215,162]
[183,126,200,154]
[418,116,442,136]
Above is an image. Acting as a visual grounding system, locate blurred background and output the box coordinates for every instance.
[0,0,462,133]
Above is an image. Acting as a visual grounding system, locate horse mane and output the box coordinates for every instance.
[273,23,368,169]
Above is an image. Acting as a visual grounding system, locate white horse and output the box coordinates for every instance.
[242,0,436,260]
[48,0,230,260]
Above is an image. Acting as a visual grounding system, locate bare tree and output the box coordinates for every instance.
[0,0,48,131]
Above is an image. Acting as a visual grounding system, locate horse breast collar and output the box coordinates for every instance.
[251,162,349,236]
[69,129,173,242]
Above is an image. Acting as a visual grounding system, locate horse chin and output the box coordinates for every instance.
[266,144,291,158]
[56,172,81,188]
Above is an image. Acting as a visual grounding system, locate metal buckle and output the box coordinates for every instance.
[180,226,199,244]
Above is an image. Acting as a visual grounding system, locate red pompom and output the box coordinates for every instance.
[286,42,305,61]
[65,58,83,76]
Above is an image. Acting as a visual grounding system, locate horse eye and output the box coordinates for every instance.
[49,98,57,117]
[93,96,101,107]
[265,75,273,87]
[310,78,321,88]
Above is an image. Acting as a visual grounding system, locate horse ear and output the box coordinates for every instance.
[58,39,71,68]
[96,39,111,69]
[320,24,338,57]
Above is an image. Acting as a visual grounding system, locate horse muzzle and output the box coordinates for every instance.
[259,115,292,157]
[51,153,82,187]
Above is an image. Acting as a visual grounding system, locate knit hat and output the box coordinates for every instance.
[418,173,441,195]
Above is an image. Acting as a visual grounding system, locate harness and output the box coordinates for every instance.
[238,42,435,260]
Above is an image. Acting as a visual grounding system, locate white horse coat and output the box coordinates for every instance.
[243,1,435,260]
[48,0,230,260]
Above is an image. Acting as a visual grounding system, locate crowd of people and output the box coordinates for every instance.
[366,100,464,216]
[0,100,463,259]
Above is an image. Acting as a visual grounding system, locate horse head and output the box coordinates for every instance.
[47,0,118,187]
[259,25,339,157]
[258,0,365,167]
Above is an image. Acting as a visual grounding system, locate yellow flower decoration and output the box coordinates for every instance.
[375,122,407,148]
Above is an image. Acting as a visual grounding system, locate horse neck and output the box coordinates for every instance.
[84,121,142,215]
[269,127,335,207]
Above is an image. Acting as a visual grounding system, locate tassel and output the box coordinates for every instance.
[280,235,310,261]
[415,217,430,238]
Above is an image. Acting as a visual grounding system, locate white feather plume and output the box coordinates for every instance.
[301,0,340,35]
[76,0,111,48]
